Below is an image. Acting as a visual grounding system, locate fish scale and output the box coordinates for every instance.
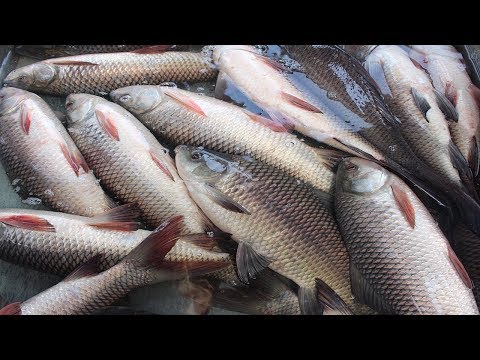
[335,157,479,314]
[175,146,372,314]
[4,52,217,96]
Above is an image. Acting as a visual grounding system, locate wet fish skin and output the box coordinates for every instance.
[335,157,478,315]
[0,87,113,216]
[409,45,480,177]
[4,51,217,96]
[13,45,189,60]
[364,45,465,188]
[65,94,209,233]
[12,216,183,315]
[175,145,365,314]
[340,45,378,62]
[111,85,342,193]
[456,45,480,89]
[0,208,231,280]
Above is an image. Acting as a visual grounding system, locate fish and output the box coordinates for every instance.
[13,45,189,60]
[456,45,480,89]
[334,157,479,314]
[110,85,345,194]
[0,216,185,315]
[0,205,230,279]
[340,45,379,62]
[213,45,480,235]
[4,50,217,96]
[175,145,368,315]
[362,45,473,194]
[65,94,212,233]
[0,87,114,216]
[409,45,480,177]
[451,223,480,307]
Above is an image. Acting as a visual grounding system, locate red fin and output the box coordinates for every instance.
[95,109,120,141]
[64,255,101,282]
[163,90,206,116]
[59,143,80,176]
[243,110,289,132]
[20,104,31,135]
[178,278,214,315]
[0,214,55,232]
[266,110,296,132]
[179,233,223,251]
[131,45,171,54]
[281,92,323,113]
[391,183,416,229]
[150,150,175,181]
[72,148,89,173]
[51,60,98,66]
[124,215,183,269]
[447,245,473,289]
[0,302,22,315]
[255,53,287,72]
[87,203,140,231]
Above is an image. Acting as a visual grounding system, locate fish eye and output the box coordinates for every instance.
[191,152,202,160]
[119,94,131,102]
[19,75,27,82]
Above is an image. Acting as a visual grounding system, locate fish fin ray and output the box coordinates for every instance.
[51,60,98,66]
[280,91,323,113]
[87,203,140,231]
[0,214,55,232]
[95,109,120,141]
[64,255,101,281]
[164,89,206,116]
[447,244,473,289]
[391,182,416,229]
[243,109,290,133]
[315,278,353,315]
[203,183,251,214]
[469,136,480,177]
[236,242,272,284]
[411,87,431,121]
[433,88,459,121]
[298,286,324,315]
[131,45,171,54]
[364,57,393,97]
[150,150,175,181]
[0,302,22,315]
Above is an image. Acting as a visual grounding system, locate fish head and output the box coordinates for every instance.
[3,63,56,90]
[337,157,390,195]
[65,94,100,125]
[0,87,30,116]
[175,145,236,186]
[110,85,161,115]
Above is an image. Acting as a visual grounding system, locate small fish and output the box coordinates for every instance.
[0,216,185,315]
[65,94,211,233]
[4,49,217,96]
[111,85,344,194]
[335,157,479,314]
[0,87,113,216]
[175,145,370,315]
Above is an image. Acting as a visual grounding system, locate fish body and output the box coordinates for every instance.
[364,45,466,188]
[0,87,113,216]
[175,145,363,315]
[456,45,480,89]
[335,157,478,314]
[0,207,230,280]
[111,85,341,193]
[4,51,216,96]
[65,94,208,232]
[409,45,480,177]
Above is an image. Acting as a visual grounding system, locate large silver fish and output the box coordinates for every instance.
[0,87,113,216]
[335,157,478,314]
[110,85,343,194]
[65,94,210,233]
[175,145,371,315]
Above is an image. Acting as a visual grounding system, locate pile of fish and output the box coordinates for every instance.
[0,44,479,315]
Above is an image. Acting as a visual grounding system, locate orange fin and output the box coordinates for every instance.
[87,203,140,231]
[60,143,80,176]
[243,110,289,133]
[391,183,416,229]
[95,109,120,141]
[0,214,55,232]
[131,45,171,54]
[20,104,31,135]
[163,90,206,116]
[150,150,174,181]
[64,255,101,282]
[0,302,22,315]
[281,92,323,113]
[72,148,89,173]
[51,60,98,66]
[447,245,473,289]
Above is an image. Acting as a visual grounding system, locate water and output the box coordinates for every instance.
[0,45,236,314]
